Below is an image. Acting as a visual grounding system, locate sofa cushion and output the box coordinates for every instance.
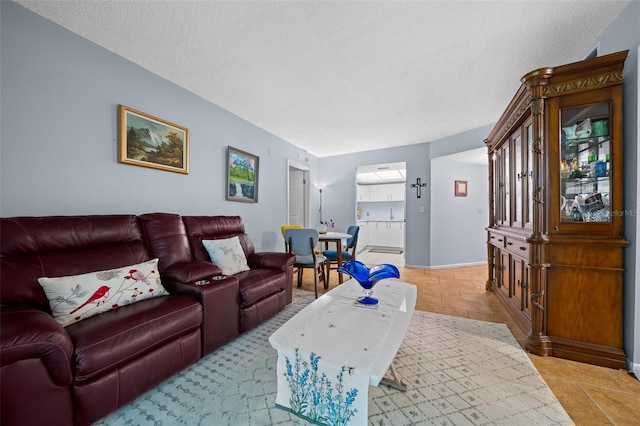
[0,215,149,311]
[38,259,168,327]
[235,268,287,308]
[66,295,202,383]
[202,236,250,276]
[182,215,255,262]
[139,213,193,271]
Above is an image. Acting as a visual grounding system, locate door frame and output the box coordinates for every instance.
[287,159,310,227]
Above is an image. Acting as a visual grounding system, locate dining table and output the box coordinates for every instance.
[318,231,352,284]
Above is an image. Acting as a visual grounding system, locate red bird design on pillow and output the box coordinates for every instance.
[126,269,151,285]
[69,285,110,314]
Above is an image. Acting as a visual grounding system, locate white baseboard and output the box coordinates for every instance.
[404,261,487,270]
[629,361,640,380]
[403,264,430,270]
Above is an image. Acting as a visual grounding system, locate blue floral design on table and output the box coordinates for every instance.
[337,260,400,305]
[281,348,358,425]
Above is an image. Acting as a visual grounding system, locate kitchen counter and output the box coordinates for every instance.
[357,219,405,222]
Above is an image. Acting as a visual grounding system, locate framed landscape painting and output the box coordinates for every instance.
[118,105,189,174]
[226,146,259,203]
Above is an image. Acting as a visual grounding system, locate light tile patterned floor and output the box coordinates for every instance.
[297,250,640,426]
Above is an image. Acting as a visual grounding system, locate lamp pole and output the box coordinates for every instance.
[319,188,323,223]
[316,184,326,224]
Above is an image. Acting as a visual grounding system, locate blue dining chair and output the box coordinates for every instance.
[284,228,327,299]
[322,225,359,285]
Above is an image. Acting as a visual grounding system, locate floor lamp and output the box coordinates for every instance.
[316,184,326,224]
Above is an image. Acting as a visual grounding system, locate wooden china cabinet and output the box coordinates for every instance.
[485,51,629,369]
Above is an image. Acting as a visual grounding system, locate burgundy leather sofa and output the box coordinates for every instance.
[0,213,295,426]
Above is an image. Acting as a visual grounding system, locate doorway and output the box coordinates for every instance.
[287,160,310,227]
[429,148,487,268]
[355,162,407,264]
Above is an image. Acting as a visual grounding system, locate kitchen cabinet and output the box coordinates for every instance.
[388,222,404,247]
[370,222,385,246]
[356,185,370,202]
[367,221,404,248]
[486,51,629,368]
[356,221,368,252]
[369,184,405,201]
[357,184,405,202]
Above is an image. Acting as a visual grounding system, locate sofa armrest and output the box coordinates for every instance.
[0,305,74,386]
[248,252,296,272]
[163,276,241,355]
[162,260,223,289]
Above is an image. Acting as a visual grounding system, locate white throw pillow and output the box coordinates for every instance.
[38,258,168,327]
[202,236,250,276]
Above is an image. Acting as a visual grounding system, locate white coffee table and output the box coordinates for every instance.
[269,279,416,424]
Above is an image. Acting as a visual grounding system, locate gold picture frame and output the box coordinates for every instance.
[118,105,189,174]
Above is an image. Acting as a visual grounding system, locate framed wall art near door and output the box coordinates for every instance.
[118,105,189,174]
[226,146,259,203]
[455,180,467,197]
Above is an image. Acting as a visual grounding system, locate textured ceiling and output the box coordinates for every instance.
[17,1,630,157]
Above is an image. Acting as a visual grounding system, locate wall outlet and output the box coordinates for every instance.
[420,206,425,213]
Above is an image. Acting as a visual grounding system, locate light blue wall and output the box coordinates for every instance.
[430,160,487,268]
[0,2,318,252]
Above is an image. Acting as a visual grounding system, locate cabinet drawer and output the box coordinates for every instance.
[505,237,529,258]
[488,233,505,248]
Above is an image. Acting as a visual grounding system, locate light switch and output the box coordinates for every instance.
[420,206,425,213]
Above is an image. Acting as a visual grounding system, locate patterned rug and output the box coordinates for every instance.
[96,289,573,425]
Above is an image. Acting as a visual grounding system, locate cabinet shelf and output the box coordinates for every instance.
[561,176,609,184]
[561,176,610,194]
[562,135,609,145]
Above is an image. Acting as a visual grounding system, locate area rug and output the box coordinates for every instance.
[368,248,403,255]
[95,289,573,425]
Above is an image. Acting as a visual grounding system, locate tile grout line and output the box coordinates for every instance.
[577,382,618,425]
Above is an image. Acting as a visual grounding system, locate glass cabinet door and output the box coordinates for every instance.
[502,144,510,225]
[495,147,508,226]
[513,132,522,225]
[559,103,611,223]
[525,122,533,227]
[494,149,502,224]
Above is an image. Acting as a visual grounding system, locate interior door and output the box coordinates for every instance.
[288,170,305,225]
[287,160,310,227]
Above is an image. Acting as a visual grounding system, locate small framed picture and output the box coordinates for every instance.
[226,146,259,203]
[118,105,189,174]
[455,180,468,197]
